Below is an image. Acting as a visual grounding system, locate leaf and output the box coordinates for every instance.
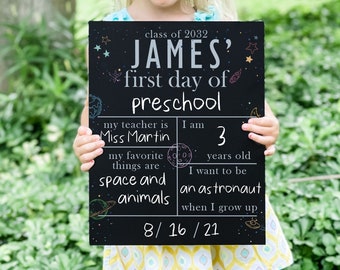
[312,246,326,257]
[298,217,314,236]
[322,233,337,247]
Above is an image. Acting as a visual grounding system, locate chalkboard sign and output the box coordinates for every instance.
[88,21,265,245]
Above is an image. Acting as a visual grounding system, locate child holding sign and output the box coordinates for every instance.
[73,0,293,269]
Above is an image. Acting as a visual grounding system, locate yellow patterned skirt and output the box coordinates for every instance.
[103,197,293,269]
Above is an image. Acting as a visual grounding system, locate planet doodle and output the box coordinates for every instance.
[167,143,192,168]
[90,199,116,220]
[89,94,102,119]
[245,218,261,230]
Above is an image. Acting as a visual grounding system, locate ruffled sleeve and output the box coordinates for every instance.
[103,8,133,21]
[194,6,219,21]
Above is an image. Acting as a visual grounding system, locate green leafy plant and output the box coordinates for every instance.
[0,16,102,269]
[263,1,340,269]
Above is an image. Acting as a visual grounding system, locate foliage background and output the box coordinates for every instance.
[0,0,339,269]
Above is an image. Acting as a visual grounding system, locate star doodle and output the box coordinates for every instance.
[102,36,111,45]
[246,56,253,63]
[94,45,101,51]
[246,42,259,54]
[103,50,110,58]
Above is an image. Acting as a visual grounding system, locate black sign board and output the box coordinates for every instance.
[88,21,265,245]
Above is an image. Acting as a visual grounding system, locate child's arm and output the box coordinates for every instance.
[73,99,105,171]
[73,44,105,171]
[241,101,279,156]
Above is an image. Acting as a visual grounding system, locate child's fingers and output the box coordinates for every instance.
[74,127,104,171]
[80,160,95,172]
[78,143,104,163]
[248,132,276,148]
[75,134,102,149]
[264,144,276,156]
[242,123,272,136]
[242,117,279,140]
[248,117,279,127]
[73,127,95,154]
[77,126,92,136]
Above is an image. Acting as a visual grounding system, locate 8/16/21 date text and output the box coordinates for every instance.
[144,222,219,239]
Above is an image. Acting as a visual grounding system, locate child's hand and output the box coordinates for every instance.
[73,126,105,171]
[242,102,279,156]
[241,116,279,156]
